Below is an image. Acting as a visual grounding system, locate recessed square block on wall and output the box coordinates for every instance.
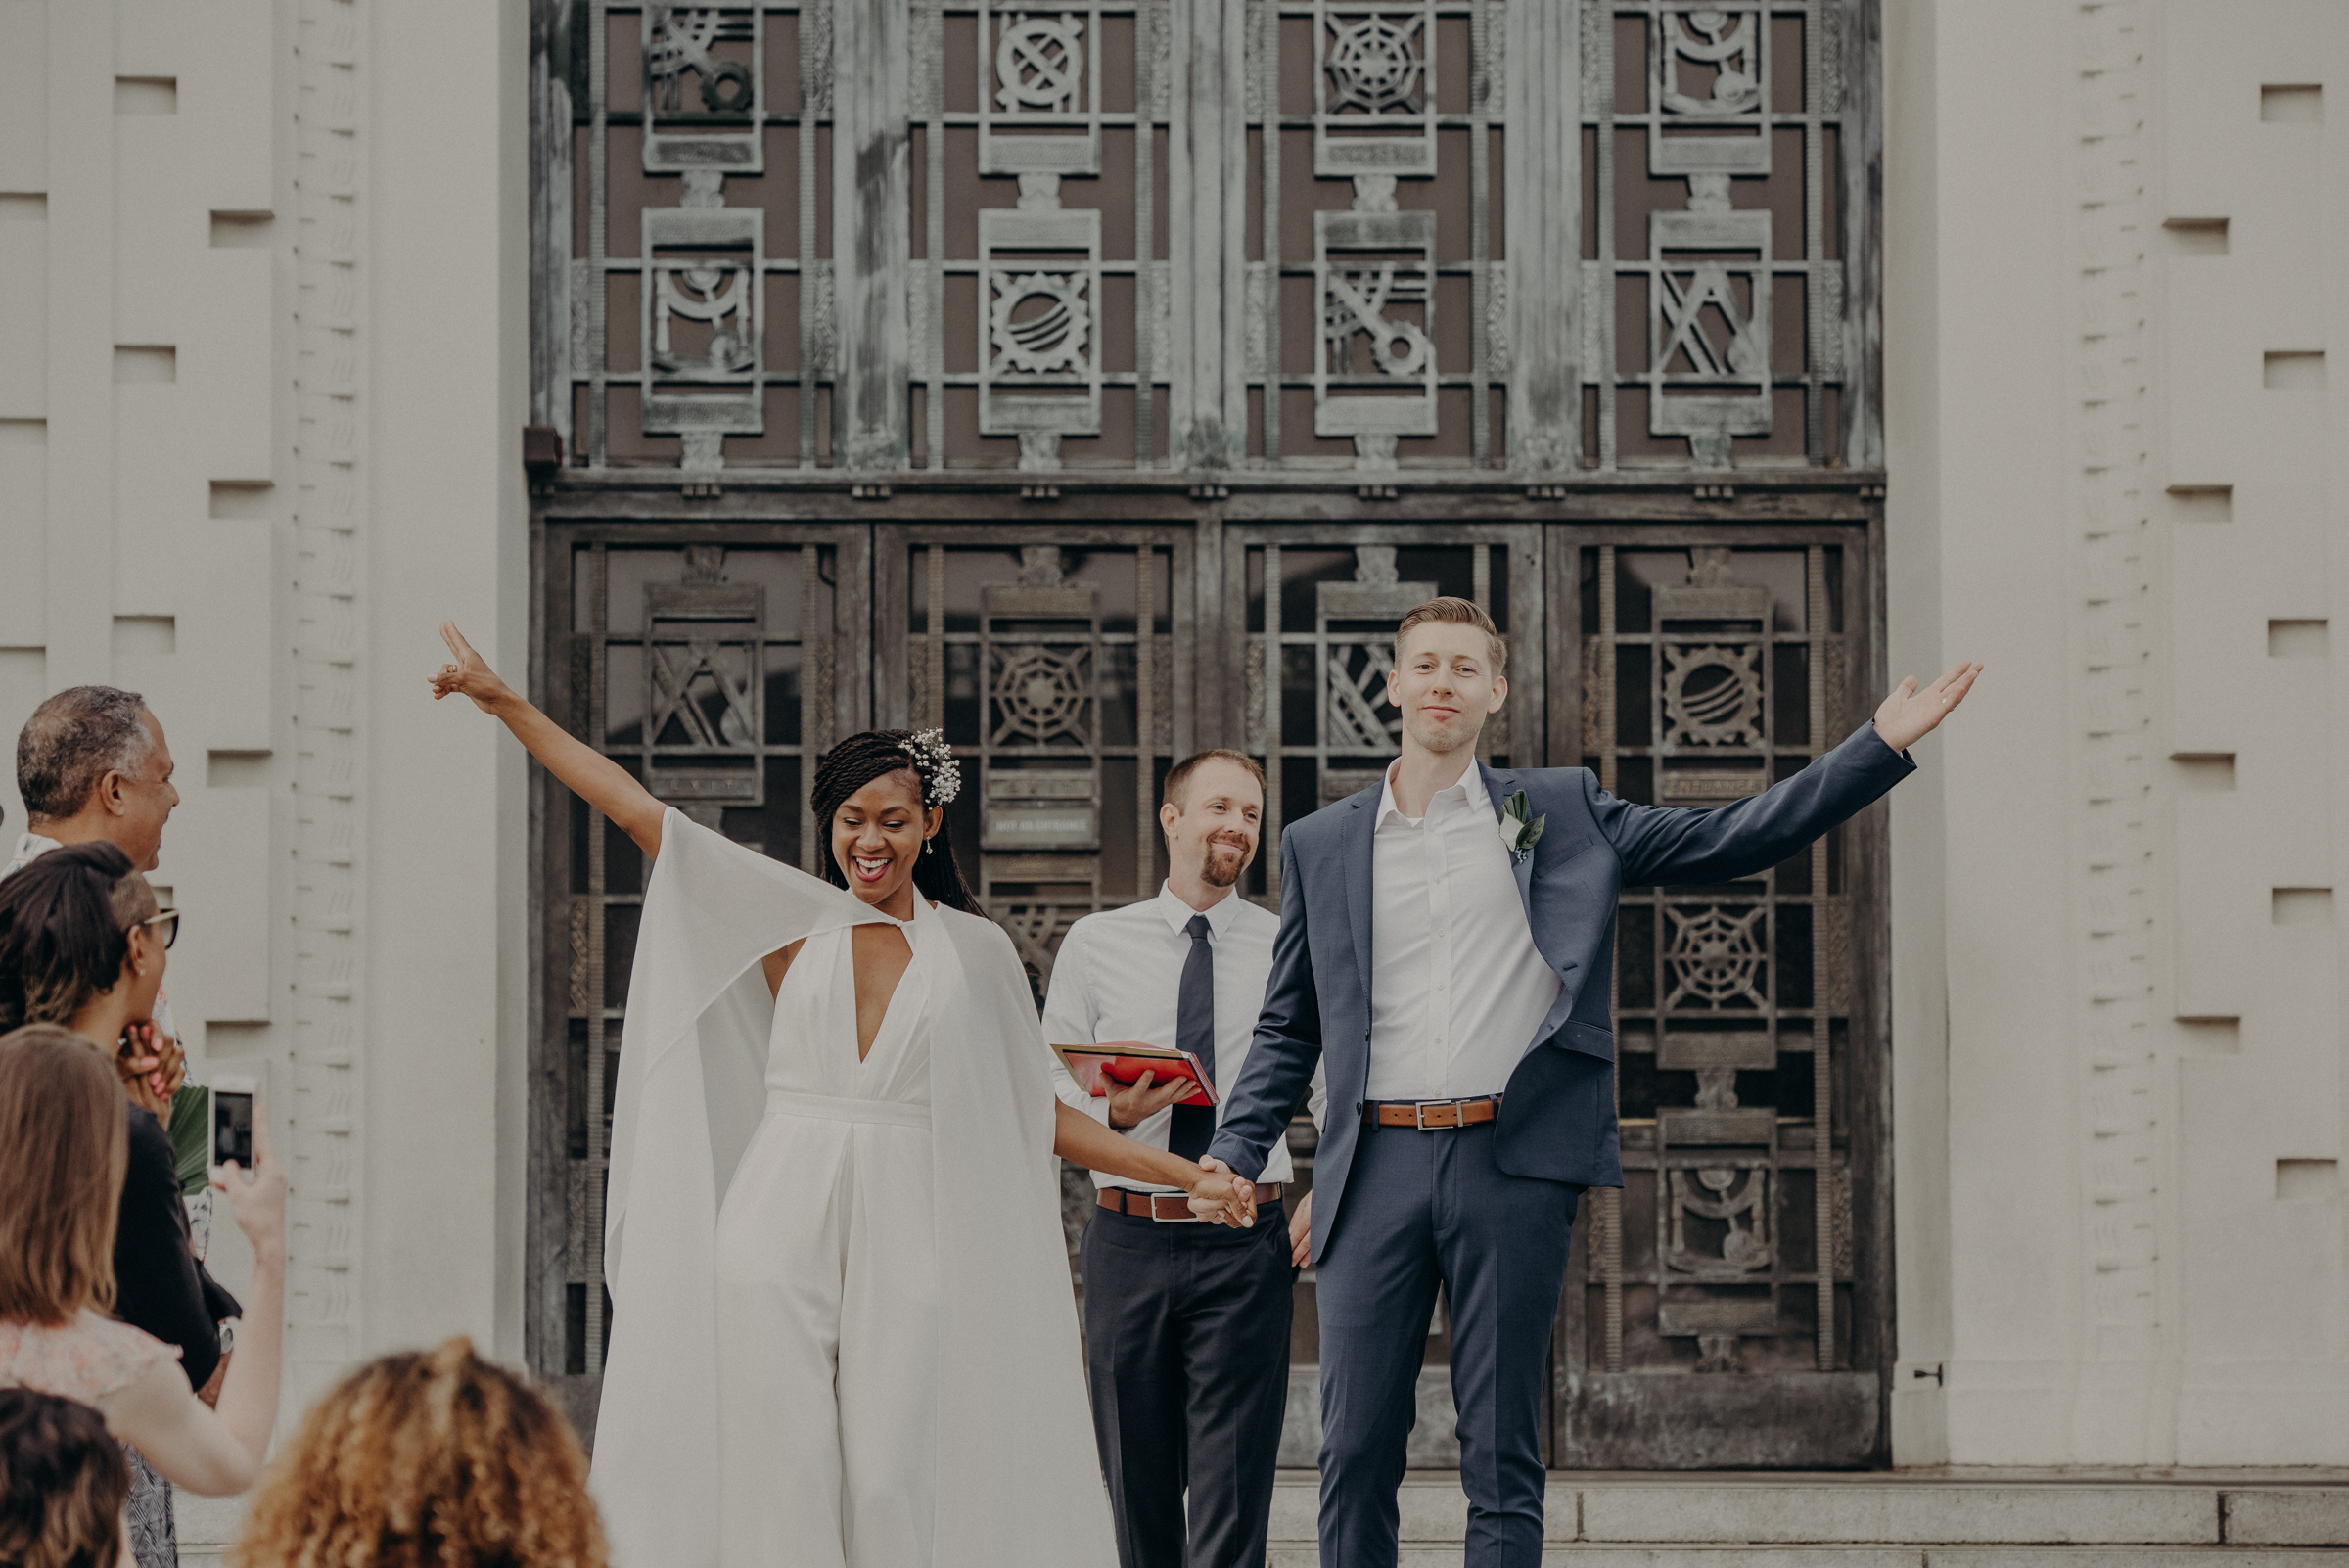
[2271,888,2333,925]
[2268,619,2328,657]
[2277,1159,2341,1201]
[2260,85,2322,123]
[2263,350,2326,390]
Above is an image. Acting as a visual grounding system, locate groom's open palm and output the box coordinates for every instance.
[1872,660,1983,753]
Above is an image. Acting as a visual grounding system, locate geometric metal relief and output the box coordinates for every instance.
[643,551,765,809]
[642,5,763,172]
[1648,3,1769,177]
[1662,642,1764,747]
[641,197,766,451]
[1314,0,1436,177]
[1666,1164,1773,1276]
[978,549,1103,854]
[1663,903,1767,1010]
[979,208,1105,464]
[990,644,1093,746]
[1314,206,1439,446]
[980,0,1103,174]
[1646,193,1772,468]
[1325,641,1404,755]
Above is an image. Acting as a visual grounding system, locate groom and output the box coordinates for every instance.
[1204,597,1979,1566]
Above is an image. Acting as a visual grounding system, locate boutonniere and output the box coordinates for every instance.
[1498,790,1545,865]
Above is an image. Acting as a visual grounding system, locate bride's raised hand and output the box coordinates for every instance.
[427,618,667,858]
[429,622,518,715]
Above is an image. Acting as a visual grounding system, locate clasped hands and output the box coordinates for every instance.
[116,1021,184,1118]
[1104,1069,1257,1228]
[1183,1156,1257,1228]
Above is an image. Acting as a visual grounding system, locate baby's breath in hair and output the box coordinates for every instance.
[902,727,962,807]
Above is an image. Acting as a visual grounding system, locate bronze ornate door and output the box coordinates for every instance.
[1546,526,1890,1468]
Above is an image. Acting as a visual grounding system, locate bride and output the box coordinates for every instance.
[429,623,1255,1568]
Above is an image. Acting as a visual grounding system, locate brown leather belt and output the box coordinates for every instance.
[1362,1096,1501,1130]
[1097,1183,1280,1223]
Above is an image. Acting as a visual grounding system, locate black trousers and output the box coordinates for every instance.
[1081,1198,1296,1568]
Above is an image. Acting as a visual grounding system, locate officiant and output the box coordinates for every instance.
[1044,749,1318,1568]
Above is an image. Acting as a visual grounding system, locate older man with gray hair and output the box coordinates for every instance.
[9,684,181,877]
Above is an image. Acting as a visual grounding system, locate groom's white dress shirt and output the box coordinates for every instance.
[1364,759,1561,1102]
[1045,882,1320,1192]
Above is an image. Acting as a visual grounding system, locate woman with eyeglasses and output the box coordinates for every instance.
[0,845,287,1568]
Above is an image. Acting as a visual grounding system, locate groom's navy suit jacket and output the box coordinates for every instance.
[1208,721,1915,1264]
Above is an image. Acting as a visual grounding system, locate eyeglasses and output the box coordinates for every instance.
[133,909,179,950]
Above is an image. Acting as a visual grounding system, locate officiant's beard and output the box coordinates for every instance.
[1198,835,1251,889]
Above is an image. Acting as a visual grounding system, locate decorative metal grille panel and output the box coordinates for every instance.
[545,0,1877,473]
[1549,528,1886,1468]
[878,528,1192,990]
[1582,0,1865,469]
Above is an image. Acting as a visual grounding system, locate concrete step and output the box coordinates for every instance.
[1270,1554,2342,1567]
[180,1472,2349,1565]
[1266,1472,2349,1560]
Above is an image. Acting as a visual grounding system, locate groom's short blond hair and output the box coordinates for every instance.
[1395,597,1507,675]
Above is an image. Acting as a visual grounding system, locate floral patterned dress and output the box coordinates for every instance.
[1,1311,183,1568]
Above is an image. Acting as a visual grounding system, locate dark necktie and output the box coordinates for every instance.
[1169,912,1217,1161]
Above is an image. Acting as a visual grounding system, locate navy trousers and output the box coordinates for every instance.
[1081,1200,1296,1568]
[1315,1123,1581,1568]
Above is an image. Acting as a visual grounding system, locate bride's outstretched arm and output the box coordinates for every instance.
[430,621,667,859]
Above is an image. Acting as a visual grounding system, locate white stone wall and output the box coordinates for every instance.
[1885,0,2349,1465]
[5,0,2343,1476]
[0,0,532,1432]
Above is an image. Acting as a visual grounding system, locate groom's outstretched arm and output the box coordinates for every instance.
[1592,720,1911,888]
[1596,662,1980,887]
[1206,834,1324,1183]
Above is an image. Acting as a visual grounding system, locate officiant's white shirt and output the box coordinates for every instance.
[1044,882,1318,1192]
[1365,759,1561,1102]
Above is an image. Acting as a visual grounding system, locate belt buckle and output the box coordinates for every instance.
[1414,1099,1459,1130]
[1150,1193,1199,1223]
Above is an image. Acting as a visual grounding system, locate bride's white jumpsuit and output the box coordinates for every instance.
[714,899,939,1568]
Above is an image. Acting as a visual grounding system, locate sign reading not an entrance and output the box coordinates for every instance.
[983,770,1101,852]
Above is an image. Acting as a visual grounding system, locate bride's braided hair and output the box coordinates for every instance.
[809,730,982,914]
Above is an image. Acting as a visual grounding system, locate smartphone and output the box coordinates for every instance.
[210,1076,256,1173]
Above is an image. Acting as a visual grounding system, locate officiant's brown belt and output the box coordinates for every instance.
[1363,1096,1501,1130]
[1098,1184,1280,1222]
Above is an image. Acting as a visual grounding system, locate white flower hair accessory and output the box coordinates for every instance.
[903,727,962,807]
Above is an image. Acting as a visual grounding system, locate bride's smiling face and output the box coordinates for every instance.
[831,769,941,908]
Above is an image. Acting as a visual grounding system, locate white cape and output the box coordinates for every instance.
[590,809,1114,1568]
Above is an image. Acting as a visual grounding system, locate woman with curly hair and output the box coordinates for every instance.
[234,1338,603,1568]
[430,623,1255,1568]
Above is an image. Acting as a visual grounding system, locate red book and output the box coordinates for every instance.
[1052,1041,1219,1108]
